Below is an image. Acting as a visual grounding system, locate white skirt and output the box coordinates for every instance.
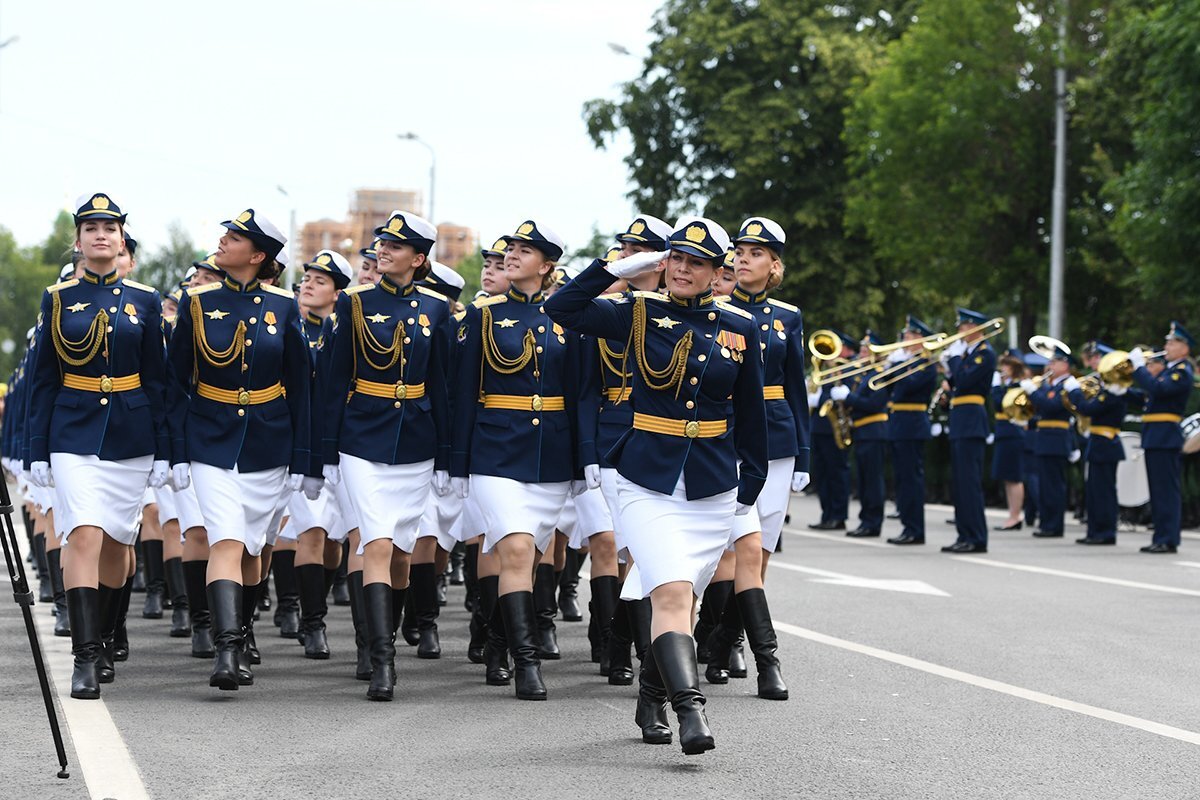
[418,488,462,550]
[341,454,433,554]
[286,481,346,542]
[154,485,179,525]
[470,475,571,554]
[600,468,629,564]
[332,478,359,538]
[460,495,486,542]
[51,452,152,546]
[277,516,298,543]
[190,462,288,557]
[729,457,793,552]
[568,486,614,548]
[616,473,736,601]
[32,482,54,514]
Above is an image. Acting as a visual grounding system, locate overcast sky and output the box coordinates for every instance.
[0,0,662,262]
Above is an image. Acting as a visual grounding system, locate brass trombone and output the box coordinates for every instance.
[867,331,946,354]
[807,329,879,386]
[868,317,1006,389]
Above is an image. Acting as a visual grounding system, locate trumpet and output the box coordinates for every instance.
[1095,348,1166,388]
[807,329,879,386]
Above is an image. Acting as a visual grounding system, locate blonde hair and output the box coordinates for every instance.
[766,254,785,291]
[539,261,559,290]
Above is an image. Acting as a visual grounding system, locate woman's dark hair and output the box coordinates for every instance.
[413,251,432,283]
[998,354,1027,380]
[255,252,283,282]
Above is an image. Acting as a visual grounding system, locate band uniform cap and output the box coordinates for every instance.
[420,261,467,301]
[220,209,287,260]
[616,214,672,249]
[1023,351,1049,369]
[902,315,933,337]
[122,226,138,257]
[733,216,786,254]
[502,220,565,261]
[1049,345,1076,366]
[833,329,858,351]
[1167,320,1196,349]
[304,249,354,289]
[374,210,437,254]
[955,307,988,327]
[668,216,730,261]
[58,264,75,281]
[359,237,380,261]
[74,192,127,225]
[481,236,509,259]
[1081,339,1115,357]
[861,329,883,348]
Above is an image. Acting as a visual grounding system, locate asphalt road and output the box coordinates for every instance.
[3,489,1199,800]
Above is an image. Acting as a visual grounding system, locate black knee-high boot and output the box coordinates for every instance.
[165,557,190,637]
[694,579,732,663]
[653,632,715,755]
[131,536,145,592]
[97,583,123,683]
[480,576,510,685]
[348,571,370,680]
[331,542,351,606]
[499,591,546,700]
[635,642,672,745]
[111,576,133,662]
[391,586,407,639]
[66,587,101,699]
[239,580,262,684]
[48,549,70,637]
[34,533,52,602]
[606,599,635,685]
[630,597,653,664]
[557,548,583,622]
[533,563,560,659]
[449,541,466,586]
[736,589,788,700]
[400,586,419,646]
[207,580,242,691]
[183,560,213,657]
[364,582,396,701]
[410,563,442,659]
[467,587,488,665]
[705,589,738,684]
[141,540,166,619]
[272,549,300,638]
[463,543,480,613]
[297,563,330,659]
[590,575,619,677]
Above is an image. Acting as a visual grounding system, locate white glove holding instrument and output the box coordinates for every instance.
[830,385,850,402]
[149,460,170,489]
[807,391,821,410]
[1068,449,1081,464]
[1127,347,1146,370]
[584,464,602,490]
[323,465,341,486]
[1063,375,1081,393]
[945,340,967,360]
[171,463,190,490]
[604,250,665,280]
[1105,382,1127,396]
[452,477,470,499]
[986,433,995,445]
[791,472,811,493]
[1019,379,1038,396]
[991,371,1002,388]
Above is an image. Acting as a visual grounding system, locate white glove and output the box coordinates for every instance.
[1063,375,1081,393]
[1105,382,1127,396]
[569,480,588,498]
[886,349,910,364]
[149,460,170,489]
[301,476,323,500]
[30,461,52,488]
[171,462,190,490]
[830,385,850,401]
[605,250,664,279]
[584,464,601,490]
[807,391,821,410]
[432,470,450,497]
[323,464,341,485]
[1127,347,1145,369]
[945,340,967,359]
[986,433,995,445]
[930,422,944,437]
[1019,379,1038,395]
[452,477,470,499]
[1068,449,1081,464]
[791,472,811,493]
[991,371,1002,388]
[287,473,304,492]
[734,503,752,517]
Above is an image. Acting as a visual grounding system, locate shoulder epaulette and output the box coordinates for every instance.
[121,279,156,293]
[632,290,666,302]
[262,284,293,298]
[47,279,79,293]
[453,310,466,322]
[415,286,449,303]
[188,282,222,296]
[766,298,798,312]
[344,283,374,295]
[717,302,754,321]
[600,292,625,300]
[472,295,508,308]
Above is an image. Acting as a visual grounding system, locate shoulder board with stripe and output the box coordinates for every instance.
[766,298,798,312]
[188,282,222,296]
[121,279,155,293]
[47,279,79,293]
[344,283,374,295]
[716,301,753,321]
[261,284,293,298]
[472,295,508,308]
[453,310,466,322]
[599,292,625,300]
[632,290,666,302]
[415,285,449,303]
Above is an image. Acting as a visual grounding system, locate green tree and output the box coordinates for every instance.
[40,210,76,269]
[0,226,59,378]
[454,251,484,301]
[135,222,203,294]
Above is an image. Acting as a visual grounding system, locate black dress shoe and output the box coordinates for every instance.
[1141,543,1178,554]
[1032,530,1064,538]
[1076,537,1116,545]
[808,520,845,531]
[887,535,925,545]
[944,518,956,525]
[886,511,901,520]
[846,527,880,538]
[941,542,987,553]
[993,521,1023,531]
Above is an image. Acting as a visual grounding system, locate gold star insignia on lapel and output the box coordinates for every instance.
[652,316,680,330]
[367,313,391,324]
[495,318,518,328]
[205,308,229,320]
[67,302,90,313]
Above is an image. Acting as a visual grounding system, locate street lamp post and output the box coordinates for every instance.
[276,185,296,289]
[397,132,436,226]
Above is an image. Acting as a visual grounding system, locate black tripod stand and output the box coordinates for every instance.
[0,470,70,779]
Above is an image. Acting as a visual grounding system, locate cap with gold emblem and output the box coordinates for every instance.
[304,249,354,289]
[481,236,508,259]
[667,216,730,262]
[733,216,786,254]
[615,214,672,250]
[220,209,287,260]
[58,263,74,281]
[373,210,437,254]
[502,220,565,261]
[359,237,380,261]
[420,261,467,301]
[74,192,127,225]
[193,253,227,277]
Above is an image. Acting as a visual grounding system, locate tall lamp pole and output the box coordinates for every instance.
[276,185,296,289]
[1047,6,1068,340]
[397,132,436,226]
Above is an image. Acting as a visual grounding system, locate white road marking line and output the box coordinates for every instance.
[783,529,891,549]
[769,561,950,597]
[950,555,1200,597]
[1175,561,1200,570]
[773,620,1200,747]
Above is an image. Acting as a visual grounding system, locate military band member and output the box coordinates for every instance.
[1020,346,1077,538]
[991,353,1028,530]
[167,208,317,691]
[1129,322,1195,553]
[940,308,995,553]
[1067,350,1127,545]
[807,331,856,530]
[547,216,768,755]
[25,193,170,699]
[884,316,939,545]
[830,331,888,537]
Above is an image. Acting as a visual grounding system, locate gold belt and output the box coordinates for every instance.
[1038,420,1070,430]
[890,403,926,412]
[950,395,985,407]
[62,374,141,393]
[1090,425,1120,439]
[1143,413,1182,424]
[853,413,888,428]
[483,394,565,412]
[356,379,426,401]
[196,382,284,406]
[632,412,726,439]
[763,385,785,400]
[605,387,632,403]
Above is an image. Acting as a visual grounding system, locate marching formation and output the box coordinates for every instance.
[0,192,1194,758]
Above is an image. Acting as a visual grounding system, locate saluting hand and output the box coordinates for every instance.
[605,250,665,279]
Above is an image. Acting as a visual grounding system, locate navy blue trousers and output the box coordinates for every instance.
[1085,460,1118,540]
[951,438,987,547]
[1145,449,1182,548]
[854,439,885,530]
[1037,455,1067,535]
[813,435,850,523]
[891,439,926,540]
[1023,450,1040,525]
